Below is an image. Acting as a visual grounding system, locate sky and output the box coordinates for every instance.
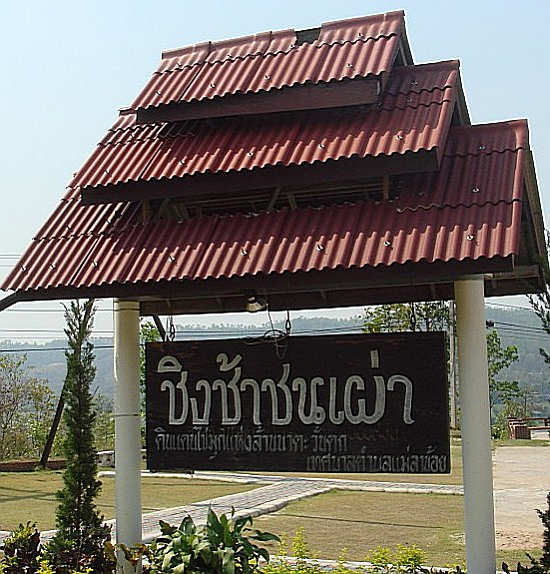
[0,0,547,342]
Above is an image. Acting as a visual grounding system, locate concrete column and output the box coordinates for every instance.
[114,299,142,573]
[454,277,496,574]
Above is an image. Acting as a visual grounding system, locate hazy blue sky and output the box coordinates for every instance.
[0,0,547,339]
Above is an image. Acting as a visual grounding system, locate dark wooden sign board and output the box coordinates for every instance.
[146,332,450,473]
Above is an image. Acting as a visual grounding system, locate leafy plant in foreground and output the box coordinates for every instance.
[122,508,279,574]
[0,522,41,574]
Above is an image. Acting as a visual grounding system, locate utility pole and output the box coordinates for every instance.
[449,300,458,429]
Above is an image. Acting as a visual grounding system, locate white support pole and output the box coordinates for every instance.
[454,277,496,574]
[448,300,458,429]
[114,299,142,573]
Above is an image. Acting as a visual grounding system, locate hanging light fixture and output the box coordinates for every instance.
[245,290,267,313]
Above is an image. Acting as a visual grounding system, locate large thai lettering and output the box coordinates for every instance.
[156,354,414,427]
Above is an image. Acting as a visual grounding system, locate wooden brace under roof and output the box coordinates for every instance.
[139,174,404,222]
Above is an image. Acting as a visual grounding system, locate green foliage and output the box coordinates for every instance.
[492,399,529,439]
[0,522,41,574]
[291,528,310,560]
[44,525,115,574]
[92,393,114,451]
[0,354,55,461]
[47,300,114,574]
[363,302,448,333]
[487,329,520,413]
[140,320,161,396]
[123,509,279,574]
[277,532,289,556]
[261,559,325,574]
[36,559,56,574]
[365,546,393,567]
[529,232,550,369]
[394,545,425,568]
[504,491,550,574]
[540,491,550,570]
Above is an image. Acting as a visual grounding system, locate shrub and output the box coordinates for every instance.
[0,522,41,574]
[365,546,393,567]
[394,545,425,568]
[43,525,115,574]
[36,560,55,574]
[123,508,279,574]
[503,490,550,574]
[291,528,310,560]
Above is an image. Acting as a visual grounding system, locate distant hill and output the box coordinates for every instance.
[2,307,548,414]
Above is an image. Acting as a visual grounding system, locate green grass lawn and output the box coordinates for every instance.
[0,471,257,531]
[254,489,542,569]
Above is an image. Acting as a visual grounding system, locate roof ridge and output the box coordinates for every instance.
[159,10,404,64]
[162,30,289,61]
[391,59,460,73]
[156,32,400,76]
[321,10,404,29]
[450,118,528,132]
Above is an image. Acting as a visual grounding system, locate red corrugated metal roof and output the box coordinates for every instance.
[71,61,459,193]
[2,120,527,293]
[130,11,404,111]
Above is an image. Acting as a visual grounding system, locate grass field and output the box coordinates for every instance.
[254,489,542,568]
[2,442,546,568]
[0,471,257,531]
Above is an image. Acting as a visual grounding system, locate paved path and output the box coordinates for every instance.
[493,446,550,549]
[96,471,462,542]
[0,473,460,544]
[1,446,546,549]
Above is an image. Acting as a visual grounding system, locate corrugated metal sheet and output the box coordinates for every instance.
[72,61,459,192]
[131,11,403,110]
[2,121,527,293]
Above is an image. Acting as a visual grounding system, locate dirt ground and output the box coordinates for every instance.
[493,445,550,549]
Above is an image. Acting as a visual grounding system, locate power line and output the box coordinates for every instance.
[492,320,547,333]
[0,344,115,353]
[3,308,113,313]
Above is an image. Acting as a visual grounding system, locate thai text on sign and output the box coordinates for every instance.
[145,333,450,473]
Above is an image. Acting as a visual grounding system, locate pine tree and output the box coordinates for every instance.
[47,300,114,573]
[538,491,550,571]
[507,491,550,573]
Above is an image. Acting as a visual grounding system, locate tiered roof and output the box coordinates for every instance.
[1,10,545,313]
